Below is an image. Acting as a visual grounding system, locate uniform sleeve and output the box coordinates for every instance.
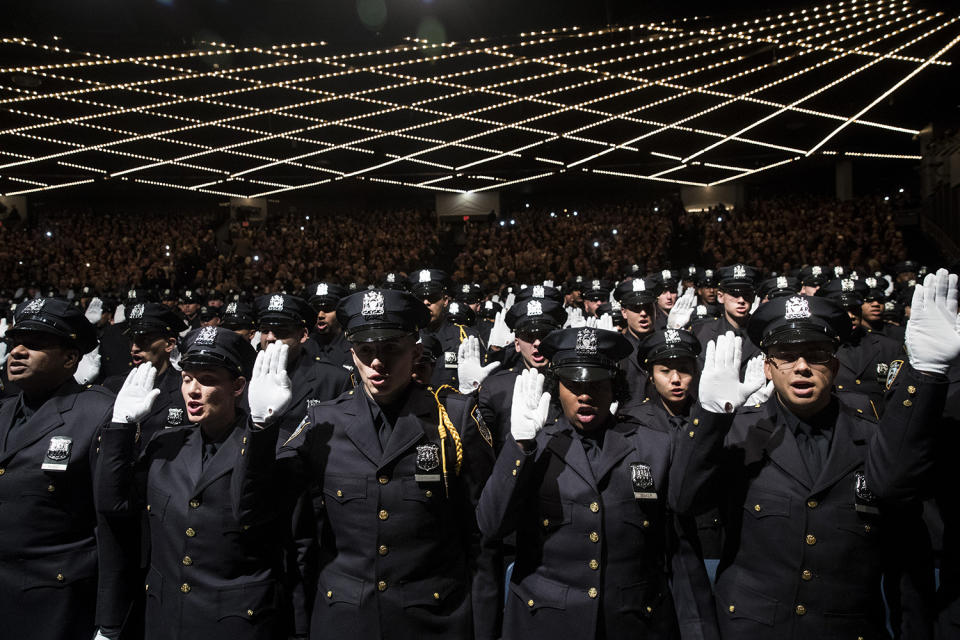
[94,423,147,515]
[668,406,736,516]
[476,434,539,540]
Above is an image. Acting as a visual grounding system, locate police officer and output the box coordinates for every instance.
[179,290,204,329]
[613,276,659,394]
[477,297,566,454]
[653,269,680,329]
[581,279,612,319]
[756,275,800,303]
[254,293,352,442]
[861,277,906,344]
[96,327,292,639]
[0,297,115,640]
[237,289,495,640]
[303,282,353,370]
[695,269,721,316]
[409,269,480,391]
[98,288,154,381]
[219,301,258,341]
[670,293,946,639]
[798,266,829,296]
[693,264,761,372]
[476,300,502,348]
[477,327,701,639]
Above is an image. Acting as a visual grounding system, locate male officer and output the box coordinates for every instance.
[98,288,153,381]
[0,297,115,640]
[670,291,949,640]
[409,269,480,391]
[179,290,204,329]
[219,302,257,341]
[303,282,353,370]
[254,293,352,442]
[581,279,612,318]
[653,268,680,328]
[692,264,761,371]
[238,289,495,640]
[614,276,659,394]
[757,276,801,303]
[477,297,565,454]
[861,277,906,344]
[798,266,829,296]
[695,269,721,313]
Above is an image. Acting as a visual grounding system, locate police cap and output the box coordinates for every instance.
[758,276,801,300]
[255,294,315,327]
[380,272,407,291]
[453,283,483,305]
[446,301,476,325]
[407,269,449,299]
[614,277,659,307]
[505,298,567,332]
[220,302,257,330]
[9,297,98,354]
[337,289,430,343]
[515,284,563,304]
[180,326,256,378]
[479,299,502,320]
[747,295,851,350]
[307,282,349,308]
[582,279,613,302]
[126,302,188,336]
[718,264,760,291]
[798,265,829,287]
[637,328,701,366]
[539,327,633,382]
[819,278,869,308]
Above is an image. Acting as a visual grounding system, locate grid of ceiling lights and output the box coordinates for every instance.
[0,0,956,198]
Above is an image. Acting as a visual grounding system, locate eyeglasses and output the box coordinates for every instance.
[766,348,835,369]
[516,327,552,343]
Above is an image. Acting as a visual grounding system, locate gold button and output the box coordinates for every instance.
[512,470,517,476]
[864,524,872,533]
[182,556,193,566]
[642,520,650,528]
[247,609,254,617]
[857,409,863,414]
[527,599,534,607]
[590,502,599,513]
[645,606,653,613]
[805,534,816,546]
[378,510,388,521]
[907,385,916,395]
[47,484,55,492]
[336,490,343,497]
[56,573,64,582]
[326,591,333,598]
[903,399,912,407]
[688,431,695,438]
[378,476,389,485]
[589,559,599,570]
[587,588,598,599]
[185,528,196,537]
[515,459,521,467]
[146,504,151,512]
[795,604,807,616]
[837,385,844,390]
[589,532,599,543]
[242,436,247,444]
[378,545,388,556]
[0,468,6,475]
[433,592,440,600]
[693,418,699,426]
[728,605,735,613]
[855,379,861,385]
[754,504,761,512]
[180,583,191,593]
[542,518,550,527]
[240,448,245,455]
[801,569,812,581]
[189,499,200,509]
[807,500,818,509]
[377,581,387,592]
[425,490,433,498]
[145,584,149,592]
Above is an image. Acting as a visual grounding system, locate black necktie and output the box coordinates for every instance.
[202,442,218,469]
[795,428,824,481]
[667,415,686,432]
[376,413,392,451]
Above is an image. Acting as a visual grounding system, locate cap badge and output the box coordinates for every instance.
[225,302,237,314]
[884,301,895,311]
[195,326,218,346]
[696,304,707,315]
[705,269,714,278]
[733,264,746,279]
[23,298,45,314]
[527,300,543,317]
[575,328,598,355]
[661,269,672,280]
[361,291,385,319]
[688,266,697,276]
[316,283,328,296]
[386,273,396,283]
[419,270,431,283]
[812,266,822,276]
[591,280,601,289]
[664,329,681,345]
[632,279,645,292]
[461,284,470,293]
[611,300,621,311]
[841,279,854,292]
[127,289,137,299]
[129,304,145,319]
[449,302,460,314]
[784,296,811,320]
[484,301,493,310]
[268,295,284,312]
[865,277,877,288]
[575,275,584,283]
[532,285,545,299]
[631,264,639,272]
[834,266,844,277]
[776,276,788,289]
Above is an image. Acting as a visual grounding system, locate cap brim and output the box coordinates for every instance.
[643,348,698,365]
[347,327,416,343]
[258,314,307,326]
[761,326,838,348]
[180,354,245,376]
[553,365,616,382]
[7,323,73,342]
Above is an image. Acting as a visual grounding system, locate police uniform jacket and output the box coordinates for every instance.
[669,379,941,640]
[621,331,651,397]
[97,322,133,382]
[268,352,352,444]
[423,319,480,390]
[236,384,495,640]
[96,415,291,640]
[0,380,115,640]
[834,328,903,411]
[104,366,190,439]
[477,366,561,455]
[303,331,354,372]
[692,315,760,374]
[476,416,683,640]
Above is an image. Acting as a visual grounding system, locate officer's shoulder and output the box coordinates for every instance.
[838,392,879,422]
[309,357,352,377]
[82,383,117,403]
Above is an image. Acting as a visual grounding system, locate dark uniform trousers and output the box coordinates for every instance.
[692,316,760,375]
[236,384,495,640]
[95,416,291,640]
[477,417,711,640]
[478,366,562,456]
[424,320,480,390]
[670,376,941,640]
[867,364,957,639]
[0,381,115,640]
[834,328,903,413]
[303,331,354,372]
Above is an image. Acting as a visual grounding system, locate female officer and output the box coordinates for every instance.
[477,326,699,639]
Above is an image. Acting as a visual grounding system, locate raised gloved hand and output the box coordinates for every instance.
[249,330,262,351]
[738,354,766,403]
[585,316,598,328]
[504,292,516,311]
[883,274,894,297]
[84,297,103,325]
[597,313,616,332]
[487,310,515,349]
[544,280,554,288]
[905,268,960,375]
[746,380,774,406]
[699,331,748,414]
[458,336,499,394]
[667,288,696,329]
[74,347,101,385]
[113,304,126,324]
[510,368,551,442]
[750,295,761,314]
[0,317,8,338]
[566,307,586,328]
[112,364,161,424]
[248,342,293,425]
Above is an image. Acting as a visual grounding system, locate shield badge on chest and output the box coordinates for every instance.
[42,436,73,471]
[630,462,658,500]
[166,407,184,426]
[854,471,880,515]
[415,444,442,482]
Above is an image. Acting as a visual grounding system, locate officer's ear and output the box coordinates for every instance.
[298,326,309,344]
[762,357,775,381]
[62,345,81,371]
[411,341,423,363]
[164,336,177,354]
[232,375,247,398]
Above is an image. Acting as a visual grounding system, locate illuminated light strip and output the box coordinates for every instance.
[590,168,709,187]
[130,178,249,199]
[5,175,48,187]
[648,164,689,178]
[821,150,921,158]
[57,161,108,173]
[650,151,683,160]
[708,156,802,186]
[366,176,465,193]
[680,13,958,163]
[3,178,95,197]
[417,176,454,186]
[470,171,558,193]
[805,30,960,155]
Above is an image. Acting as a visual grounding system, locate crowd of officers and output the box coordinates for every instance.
[0,257,957,640]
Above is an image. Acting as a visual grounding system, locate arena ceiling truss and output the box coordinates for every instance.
[0,0,957,198]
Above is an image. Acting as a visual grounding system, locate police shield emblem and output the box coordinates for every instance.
[532,285,545,299]
[166,407,184,426]
[576,328,598,355]
[885,359,903,390]
[733,264,746,280]
[316,283,329,297]
[527,300,543,317]
[41,436,73,471]
[632,278,645,292]
[415,444,442,482]
[268,295,285,312]
[444,351,458,369]
[129,303,145,319]
[854,471,880,514]
[361,291,385,319]
[876,362,889,386]
[195,326,217,346]
[784,296,811,320]
[472,407,493,448]
[23,298,45,315]
[630,463,657,500]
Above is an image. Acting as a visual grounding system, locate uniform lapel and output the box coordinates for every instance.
[0,397,20,458]
[287,353,317,410]
[811,406,867,495]
[178,425,203,488]
[145,368,183,422]
[193,421,243,495]
[592,423,635,483]
[756,401,813,490]
[2,382,79,460]
[545,421,597,490]
[380,388,434,469]
[342,391,382,467]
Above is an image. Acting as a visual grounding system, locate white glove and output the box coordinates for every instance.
[667,288,696,329]
[84,297,103,325]
[504,292,516,311]
[750,295,761,314]
[738,354,766,403]
[746,380,774,406]
[676,281,683,296]
[250,330,262,351]
[73,347,101,385]
[905,269,960,375]
[597,313,616,332]
[491,294,501,304]
[609,400,619,416]
[510,368,551,442]
[883,274,894,297]
[112,364,161,424]
[0,341,6,367]
[487,310,514,349]
[248,342,293,424]
[544,280,554,288]
[113,304,126,324]
[169,345,182,371]
[698,332,748,414]
[458,336,499,394]
[94,630,113,640]
[0,317,9,338]
[566,307,586,328]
